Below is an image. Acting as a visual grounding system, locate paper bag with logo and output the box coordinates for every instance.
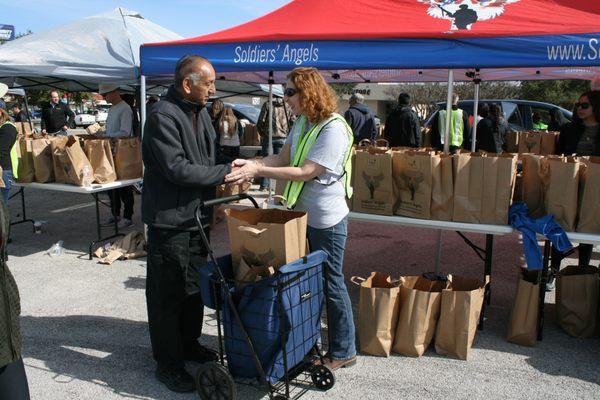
[225,208,307,268]
[31,138,55,183]
[113,137,143,180]
[351,272,400,357]
[556,265,600,338]
[521,154,545,218]
[392,151,433,219]
[518,131,542,154]
[506,268,539,347]
[15,137,35,183]
[452,153,485,223]
[55,136,94,186]
[50,136,70,183]
[431,153,454,221]
[434,275,485,360]
[576,157,600,233]
[540,132,559,155]
[392,275,448,357]
[352,148,394,215]
[84,139,117,184]
[481,153,517,224]
[539,157,580,231]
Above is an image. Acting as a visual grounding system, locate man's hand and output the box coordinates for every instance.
[231,158,250,168]
[41,129,47,135]
[62,125,68,131]
[225,160,259,185]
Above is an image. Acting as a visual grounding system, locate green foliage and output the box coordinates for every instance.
[520,80,591,109]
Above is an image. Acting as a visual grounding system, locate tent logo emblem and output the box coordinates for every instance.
[418,0,520,31]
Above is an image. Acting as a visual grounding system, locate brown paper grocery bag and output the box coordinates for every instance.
[84,139,116,184]
[55,136,94,186]
[452,152,485,223]
[505,130,519,153]
[518,131,542,154]
[31,138,55,183]
[521,154,544,218]
[556,265,600,338]
[15,138,35,183]
[481,153,517,224]
[50,136,70,184]
[114,138,143,180]
[352,148,394,215]
[434,275,485,360]
[393,275,449,357]
[225,208,307,268]
[431,153,454,221]
[576,157,600,234]
[352,273,400,357]
[392,151,434,219]
[507,268,539,347]
[539,157,580,231]
[15,122,33,138]
[540,132,559,155]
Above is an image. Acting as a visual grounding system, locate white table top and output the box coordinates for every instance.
[14,178,142,194]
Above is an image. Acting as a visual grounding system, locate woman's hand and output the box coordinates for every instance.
[225,160,260,184]
[231,158,249,168]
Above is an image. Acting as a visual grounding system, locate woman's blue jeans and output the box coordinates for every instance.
[1,169,13,204]
[307,216,357,360]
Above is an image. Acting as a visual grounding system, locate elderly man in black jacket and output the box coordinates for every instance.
[383,92,421,148]
[344,93,377,142]
[142,55,231,393]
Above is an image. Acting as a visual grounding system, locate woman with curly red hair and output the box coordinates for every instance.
[226,67,357,369]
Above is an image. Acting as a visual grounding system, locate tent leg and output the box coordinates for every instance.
[443,70,454,154]
[140,75,147,136]
[267,72,274,201]
[23,91,34,132]
[471,80,480,152]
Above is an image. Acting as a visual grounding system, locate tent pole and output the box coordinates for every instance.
[471,75,480,152]
[267,71,274,199]
[140,75,147,137]
[443,70,454,154]
[23,90,34,131]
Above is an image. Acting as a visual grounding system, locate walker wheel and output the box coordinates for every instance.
[196,362,236,400]
[311,364,335,390]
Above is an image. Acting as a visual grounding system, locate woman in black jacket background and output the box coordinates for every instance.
[476,103,508,153]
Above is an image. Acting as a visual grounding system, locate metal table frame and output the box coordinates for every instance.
[348,212,514,329]
[537,232,600,340]
[11,179,142,259]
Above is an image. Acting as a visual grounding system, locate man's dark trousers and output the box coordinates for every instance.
[146,226,208,370]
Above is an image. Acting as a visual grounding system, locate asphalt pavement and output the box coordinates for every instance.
[7,187,600,400]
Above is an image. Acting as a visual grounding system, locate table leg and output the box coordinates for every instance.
[9,187,35,231]
[538,240,551,341]
[484,234,493,306]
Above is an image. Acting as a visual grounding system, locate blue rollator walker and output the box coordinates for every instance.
[194,194,335,400]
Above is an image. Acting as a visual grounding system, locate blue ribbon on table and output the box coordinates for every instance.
[508,202,573,270]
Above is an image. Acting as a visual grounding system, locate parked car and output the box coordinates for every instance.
[206,101,261,125]
[74,112,96,126]
[424,99,572,132]
[93,109,109,125]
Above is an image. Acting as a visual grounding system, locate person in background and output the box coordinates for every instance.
[475,103,507,153]
[556,90,600,268]
[344,93,377,143]
[216,106,241,158]
[0,200,30,400]
[121,93,140,138]
[40,90,75,134]
[209,99,224,139]
[532,112,548,130]
[142,55,228,393]
[11,104,28,123]
[0,109,17,204]
[548,108,569,132]
[226,67,357,371]
[98,84,135,229]
[257,96,291,191]
[430,94,470,152]
[383,92,421,148]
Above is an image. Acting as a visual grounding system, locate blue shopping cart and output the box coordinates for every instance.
[194,194,335,400]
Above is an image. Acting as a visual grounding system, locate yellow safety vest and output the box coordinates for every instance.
[1,121,19,178]
[438,109,464,147]
[283,113,354,209]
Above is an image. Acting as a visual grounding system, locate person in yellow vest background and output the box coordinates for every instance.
[431,93,472,152]
[0,107,18,204]
[225,67,357,370]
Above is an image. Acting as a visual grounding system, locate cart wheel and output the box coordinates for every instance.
[311,365,335,390]
[196,362,236,400]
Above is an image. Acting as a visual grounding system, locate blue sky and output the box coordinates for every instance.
[0,0,290,37]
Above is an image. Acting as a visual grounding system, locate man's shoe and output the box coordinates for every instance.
[313,355,357,371]
[184,343,219,363]
[155,367,195,393]
[119,218,134,229]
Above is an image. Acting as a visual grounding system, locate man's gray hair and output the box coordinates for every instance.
[349,93,364,104]
[174,55,211,87]
[452,93,460,105]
